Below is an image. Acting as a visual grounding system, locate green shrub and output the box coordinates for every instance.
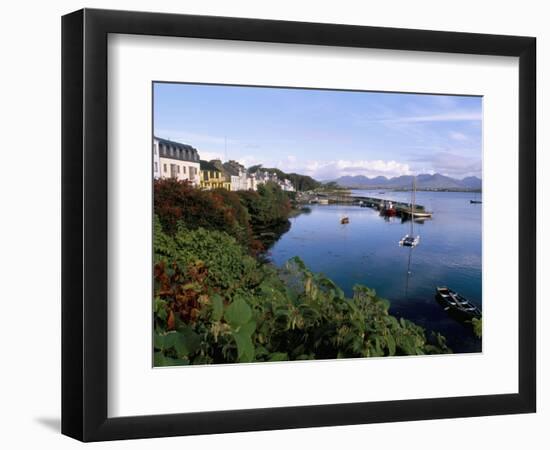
[471,317,482,339]
[154,216,259,290]
[154,178,253,249]
[153,221,451,366]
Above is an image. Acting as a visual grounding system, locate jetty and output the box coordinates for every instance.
[297,191,433,219]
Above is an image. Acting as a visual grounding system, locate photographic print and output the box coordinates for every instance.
[152,82,482,367]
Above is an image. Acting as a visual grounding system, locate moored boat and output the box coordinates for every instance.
[399,234,420,247]
[381,200,397,216]
[435,287,481,321]
[399,177,421,247]
[407,210,433,218]
[340,216,349,224]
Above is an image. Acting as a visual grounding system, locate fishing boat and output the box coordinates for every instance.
[435,287,482,321]
[381,200,397,216]
[340,216,349,224]
[470,199,482,204]
[410,210,433,219]
[399,177,420,247]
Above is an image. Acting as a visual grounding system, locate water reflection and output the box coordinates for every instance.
[269,190,482,353]
[404,246,413,299]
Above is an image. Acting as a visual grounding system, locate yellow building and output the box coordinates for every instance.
[200,160,231,190]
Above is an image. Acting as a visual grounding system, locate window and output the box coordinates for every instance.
[163,164,167,172]
[183,166,186,174]
[154,162,158,172]
[177,165,180,173]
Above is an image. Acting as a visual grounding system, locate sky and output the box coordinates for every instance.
[153,83,482,180]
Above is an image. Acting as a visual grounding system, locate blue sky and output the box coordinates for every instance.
[154,83,482,180]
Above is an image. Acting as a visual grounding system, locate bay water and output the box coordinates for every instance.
[269,190,482,353]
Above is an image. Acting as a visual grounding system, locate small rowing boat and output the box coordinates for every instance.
[435,287,481,321]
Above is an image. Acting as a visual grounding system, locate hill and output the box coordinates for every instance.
[248,165,321,191]
[333,173,481,191]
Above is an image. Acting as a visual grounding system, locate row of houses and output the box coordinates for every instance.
[153,137,295,192]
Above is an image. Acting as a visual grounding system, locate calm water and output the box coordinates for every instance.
[269,190,482,353]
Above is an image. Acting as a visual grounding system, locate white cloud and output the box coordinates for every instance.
[278,159,411,180]
[199,150,224,161]
[381,111,482,123]
[449,131,468,141]
[236,155,262,167]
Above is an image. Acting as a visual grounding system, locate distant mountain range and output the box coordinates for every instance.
[332,173,482,191]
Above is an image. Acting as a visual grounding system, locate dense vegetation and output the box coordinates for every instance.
[471,318,482,339]
[238,182,291,230]
[153,180,452,366]
[154,178,291,253]
[248,165,321,192]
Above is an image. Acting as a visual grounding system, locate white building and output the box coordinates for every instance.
[223,161,249,191]
[255,170,277,186]
[153,139,161,179]
[246,173,258,191]
[254,170,295,192]
[153,137,201,186]
[281,178,296,192]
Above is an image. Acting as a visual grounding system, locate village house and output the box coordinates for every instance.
[247,172,258,191]
[153,137,200,186]
[199,160,231,190]
[281,178,296,192]
[152,139,294,193]
[254,169,295,192]
[210,160,233,190]
[223,160,249,191]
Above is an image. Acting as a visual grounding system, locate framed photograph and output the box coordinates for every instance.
[62,8,536,441]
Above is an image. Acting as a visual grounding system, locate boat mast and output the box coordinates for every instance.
[410,176,416,235]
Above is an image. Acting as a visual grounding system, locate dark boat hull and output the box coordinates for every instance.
[435,288,481,321]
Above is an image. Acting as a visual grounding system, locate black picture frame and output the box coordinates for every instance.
[62,8,536,442]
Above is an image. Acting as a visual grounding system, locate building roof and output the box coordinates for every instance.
[200,160,220,172]
[154,136,196,151]
[222,163,239,177]
[154,136,200,162]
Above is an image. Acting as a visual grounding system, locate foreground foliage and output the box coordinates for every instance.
[153,218,451,366]
[154,178,292,254]
[471,317,482,339]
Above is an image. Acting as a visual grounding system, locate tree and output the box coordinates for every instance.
[154,178,253,248]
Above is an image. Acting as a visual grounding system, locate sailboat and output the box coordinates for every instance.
[399,177,420,247]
